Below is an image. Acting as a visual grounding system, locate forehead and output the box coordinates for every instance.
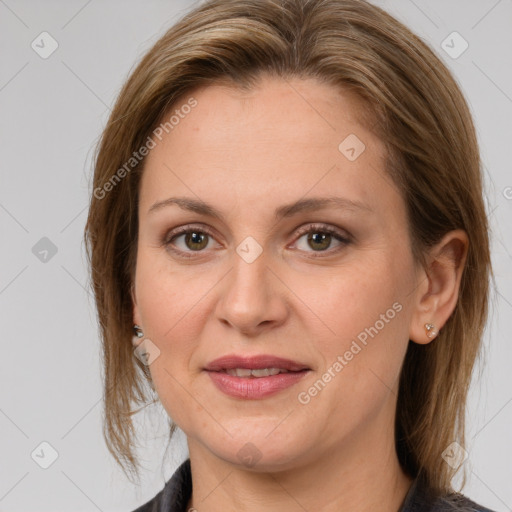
[139,76,394,218]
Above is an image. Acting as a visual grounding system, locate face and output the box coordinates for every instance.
[132,75,422,471]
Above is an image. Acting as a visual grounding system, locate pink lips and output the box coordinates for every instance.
[204,354,311,399]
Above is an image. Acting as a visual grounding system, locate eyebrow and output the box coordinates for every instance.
[148,195,373,221]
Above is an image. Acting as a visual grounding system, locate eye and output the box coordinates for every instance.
[292,223,351,257]
[163,224,219,258]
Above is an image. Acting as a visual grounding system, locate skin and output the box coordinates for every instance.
[132,75,468,512]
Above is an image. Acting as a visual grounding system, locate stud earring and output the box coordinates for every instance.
[424,322,439,339]
[133,324,144,347]
[131,324,160,368]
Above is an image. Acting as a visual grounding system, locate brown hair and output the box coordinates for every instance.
[83,0,493,494]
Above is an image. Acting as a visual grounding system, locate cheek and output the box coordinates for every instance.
[298,257,410,391]
[135,250,210,339]
[135,270,203,427]
[134,255,206,403]
[295,271,409,440]
[298,255,404,338]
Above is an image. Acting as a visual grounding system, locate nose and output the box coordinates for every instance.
[214,246,289,336]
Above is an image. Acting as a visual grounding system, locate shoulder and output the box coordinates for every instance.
[130,459,192,512]
[131,489,164,512]
[401,475,496,512]
[429,494,496,512]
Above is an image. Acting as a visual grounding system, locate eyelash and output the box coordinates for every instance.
[162,223,351,259]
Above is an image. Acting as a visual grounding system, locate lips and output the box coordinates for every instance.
[204,354,311,399]
[204,354,310,373]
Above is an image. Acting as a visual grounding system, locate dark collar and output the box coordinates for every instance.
[132,458,191,512]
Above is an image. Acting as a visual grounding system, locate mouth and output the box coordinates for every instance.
[203,354,311,399]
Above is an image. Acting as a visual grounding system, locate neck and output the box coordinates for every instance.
[186,413,413,512]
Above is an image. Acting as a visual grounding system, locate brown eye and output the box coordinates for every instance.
[306,232,333,251]
[181,231,209,251]
[293,223,351,257]
[163,225,218,258]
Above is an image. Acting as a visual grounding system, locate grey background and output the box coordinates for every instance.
[1,0,511,510]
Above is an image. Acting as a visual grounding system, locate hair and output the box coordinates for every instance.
[83,0,493,496]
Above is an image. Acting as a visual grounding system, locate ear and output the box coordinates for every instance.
[409,229,469,345]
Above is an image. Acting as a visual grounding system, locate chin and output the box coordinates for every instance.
[202,429,309,472]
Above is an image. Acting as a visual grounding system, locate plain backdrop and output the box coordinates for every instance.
[1,0,511,511]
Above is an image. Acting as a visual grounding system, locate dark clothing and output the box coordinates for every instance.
[132,458,495,512]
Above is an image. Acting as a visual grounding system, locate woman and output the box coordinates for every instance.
[84,0,496,510]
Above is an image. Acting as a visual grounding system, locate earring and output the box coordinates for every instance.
[132,324,144,347]
[132,324,160,367]
[424,322,439,339]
